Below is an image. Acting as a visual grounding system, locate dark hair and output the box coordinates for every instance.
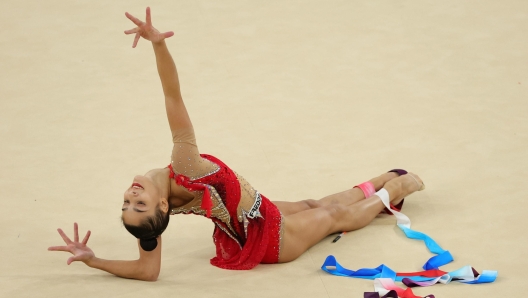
[123,206,170,251]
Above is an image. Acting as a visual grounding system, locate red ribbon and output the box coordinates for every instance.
[397,269,447,278]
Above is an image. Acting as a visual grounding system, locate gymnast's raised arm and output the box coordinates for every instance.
[125,7,193,133]
[48,223,161,281]
[46,9,187,282]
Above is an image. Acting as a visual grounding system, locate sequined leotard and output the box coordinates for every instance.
[168,127,283,270]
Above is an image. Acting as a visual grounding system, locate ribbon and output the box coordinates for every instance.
[321,256,442,283]
[321,190,498,297]
[372,279,435,298]
[364,290,400,298]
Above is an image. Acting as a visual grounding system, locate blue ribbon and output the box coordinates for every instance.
[321,220,498,288]
[321,255,437,283]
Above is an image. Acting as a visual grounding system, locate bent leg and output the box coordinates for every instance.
[279,195,393,262]
[273,172,398,216]
[278,173,424,262]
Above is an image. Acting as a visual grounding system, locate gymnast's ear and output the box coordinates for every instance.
[159,198,169,213]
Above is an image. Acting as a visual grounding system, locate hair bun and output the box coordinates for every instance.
[140,237,158,251]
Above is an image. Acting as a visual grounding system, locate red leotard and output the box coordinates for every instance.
[168,154,283,270]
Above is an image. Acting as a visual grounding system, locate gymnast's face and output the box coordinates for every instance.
[121,175,161,226]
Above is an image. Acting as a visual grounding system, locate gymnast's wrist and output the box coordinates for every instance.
[152,40,166,47]
[83,256,98,267]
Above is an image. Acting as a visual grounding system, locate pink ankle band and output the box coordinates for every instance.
[354,181,375,198]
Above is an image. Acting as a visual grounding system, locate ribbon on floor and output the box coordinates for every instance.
[321,192,498,298]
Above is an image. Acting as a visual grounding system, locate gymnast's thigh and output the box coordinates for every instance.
[278,205,343,262]
[272,200,321,216]
[273,201,304,216]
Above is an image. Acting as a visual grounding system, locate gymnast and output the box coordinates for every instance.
[48,7,425,281]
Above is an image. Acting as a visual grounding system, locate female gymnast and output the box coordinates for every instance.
[48,7,425,281]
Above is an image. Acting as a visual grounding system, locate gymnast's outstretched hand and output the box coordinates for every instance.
[48,223,95,265]
[124,7,174,48]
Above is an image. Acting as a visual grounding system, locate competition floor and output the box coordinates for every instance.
[2,1,527,297]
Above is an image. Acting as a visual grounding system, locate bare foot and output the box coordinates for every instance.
[383,172,425,205]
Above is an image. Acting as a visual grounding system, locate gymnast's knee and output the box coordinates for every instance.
[324,204,348,219]
[302,199,322,209]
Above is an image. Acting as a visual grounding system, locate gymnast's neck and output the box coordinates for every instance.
[145,168,195,209]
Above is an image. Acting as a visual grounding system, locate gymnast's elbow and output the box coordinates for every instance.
[130,265,160,281]
[143,274,159,282]
[141,269,160,282]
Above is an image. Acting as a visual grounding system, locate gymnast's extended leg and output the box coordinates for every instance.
[277,173,423,263]
[273,171,400,216]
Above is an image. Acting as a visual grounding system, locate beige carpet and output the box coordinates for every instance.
[1,1,526,297]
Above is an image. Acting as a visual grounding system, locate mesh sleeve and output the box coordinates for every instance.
[170,127,219,179]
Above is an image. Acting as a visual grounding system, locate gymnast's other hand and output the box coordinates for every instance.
[124,7,174,48]
[48,222,95,265]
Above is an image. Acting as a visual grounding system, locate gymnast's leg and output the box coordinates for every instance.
[277,173,424,263]
[273,171,400,216]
